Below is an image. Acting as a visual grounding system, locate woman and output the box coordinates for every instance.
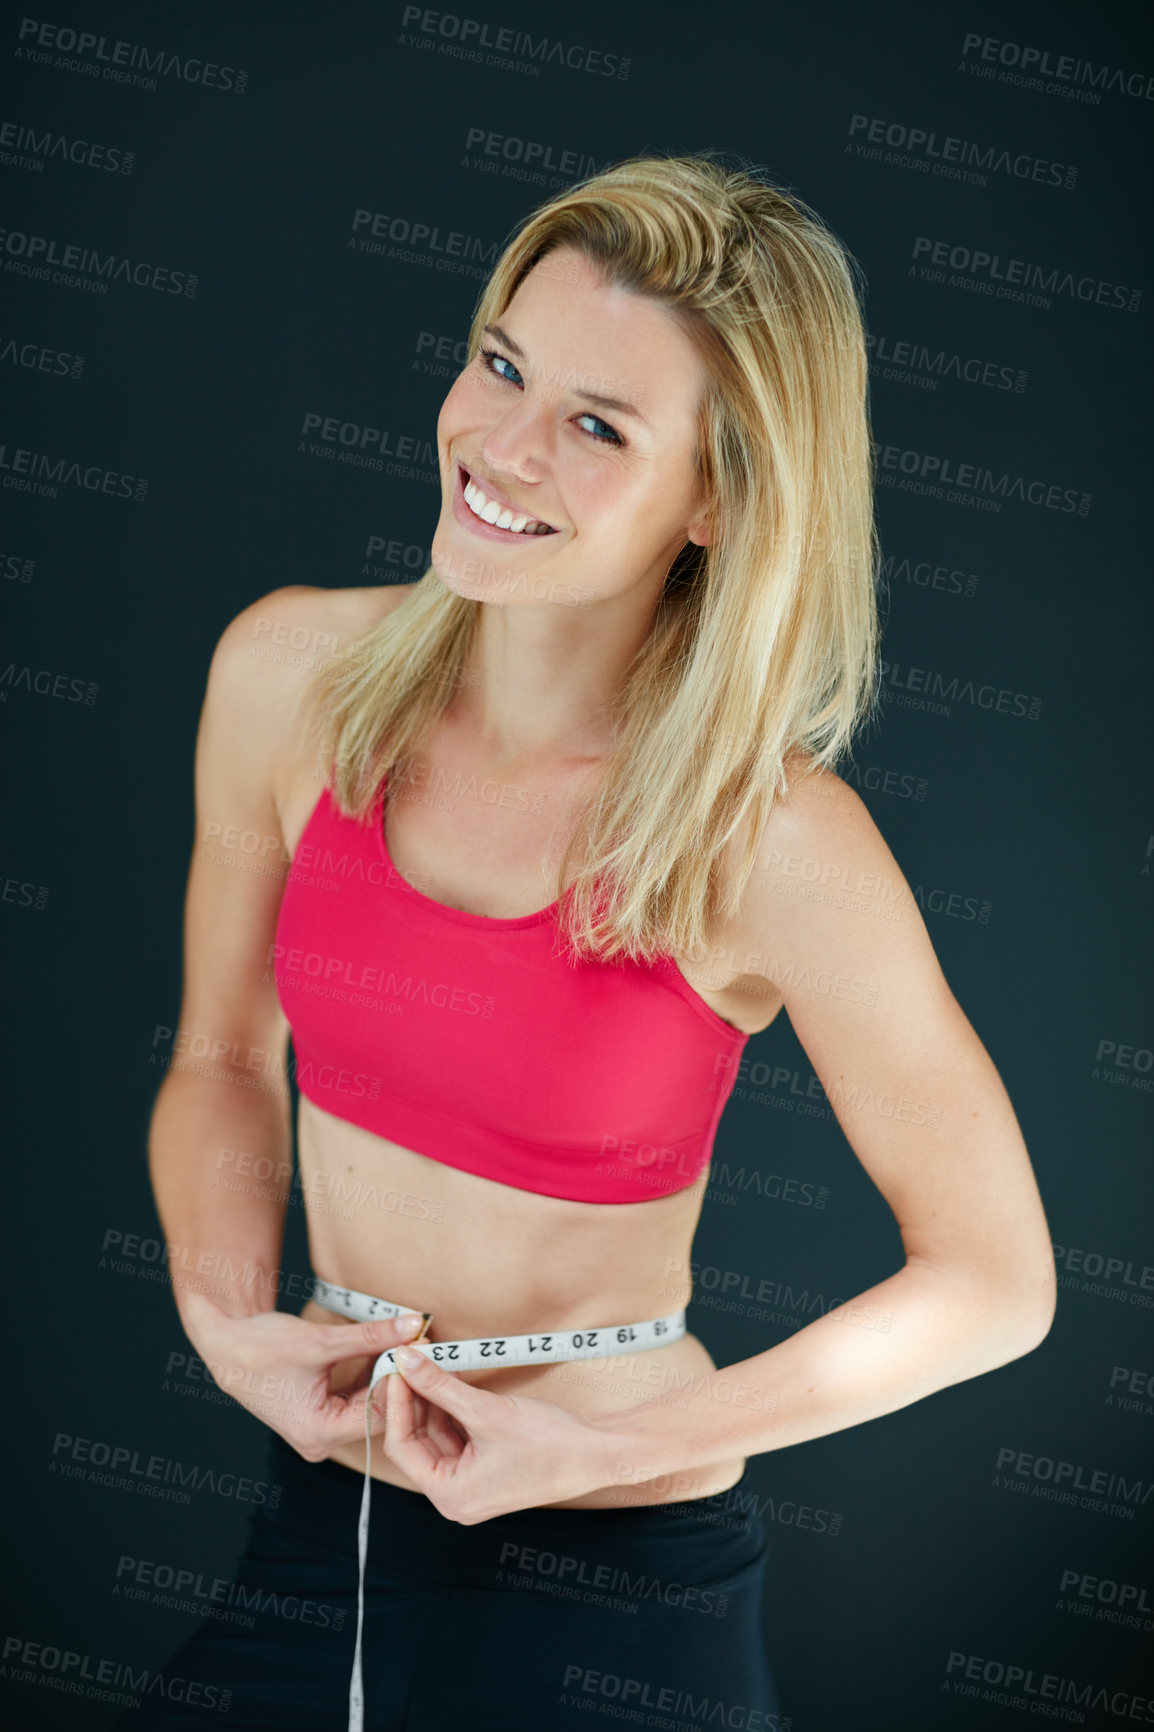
[120,153,1056,1731]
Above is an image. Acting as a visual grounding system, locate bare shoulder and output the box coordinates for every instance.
[725,746,933,986]
[763,748,884,862]
[212,581,409,668]
[202,582,413,800]
[207,581,411,715]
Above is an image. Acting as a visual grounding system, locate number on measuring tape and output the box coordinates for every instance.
[528,1335,553,1353]
[429,1343,459,1362]
[571,1330,598,1349]
[616,1326,637,1343]
[478,1339,507,1357]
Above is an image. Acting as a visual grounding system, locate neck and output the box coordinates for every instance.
[455,583,663,769]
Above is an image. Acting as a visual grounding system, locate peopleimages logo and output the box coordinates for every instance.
[959,32,1154,104]
[2,1636,232,1714]
[847,113,1077,190]
[114,1555,346,1631]
[944,1650,1154,1719]
[910,235,1141,313]
[879,658,1042,722]
[0,438,147,500]
[397,7,632,81]
[348,207,502,280]
[993,1444,1154,1519]
[0,118,134,174]
[0,663,98,702]
[0,226,197,296]
[298,411,437,474]
[866,330,1027,394]
[0,336,84,378]
[877,441,1091,516]
[14,18,249,94]
[50,1430,280,1508]
[462,125,604,187]
[880,550,980,599]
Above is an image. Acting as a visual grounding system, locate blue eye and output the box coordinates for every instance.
[576,413,621,445]
[482,349,522,387]
[477,348,624,447]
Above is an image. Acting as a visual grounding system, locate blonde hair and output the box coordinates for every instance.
[300,150,881,965]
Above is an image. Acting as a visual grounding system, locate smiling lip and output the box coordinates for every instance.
[454,463,558,540]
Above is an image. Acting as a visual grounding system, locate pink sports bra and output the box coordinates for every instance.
[272,774,748,1203]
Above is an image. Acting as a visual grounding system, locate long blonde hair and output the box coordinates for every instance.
[300,150,881,965]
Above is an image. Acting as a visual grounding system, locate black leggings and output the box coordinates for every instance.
[114,1429,783,1731]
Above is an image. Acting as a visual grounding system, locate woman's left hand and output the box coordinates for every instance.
[379,1344,628,1523]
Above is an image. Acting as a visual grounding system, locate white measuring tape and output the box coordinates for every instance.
[310,1276,687,1732]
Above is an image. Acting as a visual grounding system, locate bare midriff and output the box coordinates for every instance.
[297,1095,749,1508]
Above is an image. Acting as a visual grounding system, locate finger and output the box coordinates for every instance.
[422,1398,467,1461]
[303,1369,461,1456]
[383,1363,439,1474]
[386,1363,467,1475]
[403,1385,450,1454]
[399,1379,456,1457]
[308,1366,399,1443]
[281,1385,376,1452]
[302,1314,427,1370]
[389,1345,484,1422]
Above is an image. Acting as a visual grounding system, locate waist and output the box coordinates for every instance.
[305,1275,747,1508]
[312,1275,688,1384]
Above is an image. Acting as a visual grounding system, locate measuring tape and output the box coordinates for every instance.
[310,1276,687,1732]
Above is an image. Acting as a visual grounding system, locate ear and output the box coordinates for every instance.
[686,512,715,549]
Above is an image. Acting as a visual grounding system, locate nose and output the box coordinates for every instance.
[478,398,552,484]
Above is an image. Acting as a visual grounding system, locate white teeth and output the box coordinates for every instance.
[463,475,550,534]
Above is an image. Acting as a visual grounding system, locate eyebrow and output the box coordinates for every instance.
[482,324,650,429]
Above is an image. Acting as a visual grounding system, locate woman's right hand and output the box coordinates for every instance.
[179,1287,425,1460]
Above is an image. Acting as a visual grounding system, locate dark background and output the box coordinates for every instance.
[3,1,1152,1727]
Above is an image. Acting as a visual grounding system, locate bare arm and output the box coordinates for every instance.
[593,763,1058,1489]
[149,584,303,1329]
[150,1071,292,1324]
[149,584,423,1454]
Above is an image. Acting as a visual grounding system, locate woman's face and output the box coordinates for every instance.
[432,245,713,611]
